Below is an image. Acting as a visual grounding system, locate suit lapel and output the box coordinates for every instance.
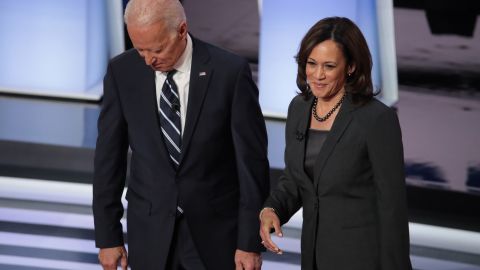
[136,58,174,163]
[313,94,354,188]
[138,65,157,123]
[179,38,212,165]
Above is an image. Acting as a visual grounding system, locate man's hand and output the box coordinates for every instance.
[234,249,262,270]
[98,246,128,270]
[259,208,283,254]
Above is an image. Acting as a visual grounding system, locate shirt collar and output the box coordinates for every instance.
[155,34,192,77]
[173,34,192,74]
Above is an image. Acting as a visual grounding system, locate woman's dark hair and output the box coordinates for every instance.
[296,16,376,104]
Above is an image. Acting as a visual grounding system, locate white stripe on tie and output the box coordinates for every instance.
[165,79,179,99]
[160,94,181,117]
[160,92,173,108]
[170,155,180,165]
[159,108,181,135]
[161,128,181,153]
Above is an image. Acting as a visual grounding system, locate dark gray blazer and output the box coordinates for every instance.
[265,94,412,270]
[93,37,270,270]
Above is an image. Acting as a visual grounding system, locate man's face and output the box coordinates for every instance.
[127,21,187,72]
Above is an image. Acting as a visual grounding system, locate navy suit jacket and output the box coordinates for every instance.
[93,37,270,270]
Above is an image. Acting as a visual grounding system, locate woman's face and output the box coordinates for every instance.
[306,39,352,100]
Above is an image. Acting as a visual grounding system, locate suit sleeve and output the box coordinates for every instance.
[92,62,129,248]
[263,98,302,225]
[230,60,270,253]
[367,109,412,269]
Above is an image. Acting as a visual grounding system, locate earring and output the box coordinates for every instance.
[347,72,352,77]
[306,79,310,91]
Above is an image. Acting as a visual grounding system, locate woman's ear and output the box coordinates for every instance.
[348,64,356,75]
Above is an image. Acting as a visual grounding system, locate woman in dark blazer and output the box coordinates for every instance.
[259,17,412,270]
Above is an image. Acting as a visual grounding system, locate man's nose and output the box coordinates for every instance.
[144,53,156,66]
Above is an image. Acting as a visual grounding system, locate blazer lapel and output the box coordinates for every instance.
[313,94,354,188]
[179,38,212,165]
[294,96,315,182]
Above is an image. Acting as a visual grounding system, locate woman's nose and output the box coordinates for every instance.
[315,67,326,79]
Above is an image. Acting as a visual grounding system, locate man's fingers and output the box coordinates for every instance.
[235,249,262,270]
[98,246,126,270]
[120,251,128,270]
[99,256,118,269]
[255,255,262,270]
[100,261,118,270]
[243,263,254,270]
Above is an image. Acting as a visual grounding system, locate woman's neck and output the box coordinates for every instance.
[316,90,346,113]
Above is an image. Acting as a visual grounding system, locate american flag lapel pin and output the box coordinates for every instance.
[199,71,207,77]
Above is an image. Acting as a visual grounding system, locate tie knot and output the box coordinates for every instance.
[167,70,177,80]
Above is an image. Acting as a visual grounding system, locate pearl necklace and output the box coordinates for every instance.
[312,93,346,122]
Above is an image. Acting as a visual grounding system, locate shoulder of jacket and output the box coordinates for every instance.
[109,49,139,65]
[355,97,393,116]
[194,38,247,67]
[287,94,310,114]
[353,98,397,130]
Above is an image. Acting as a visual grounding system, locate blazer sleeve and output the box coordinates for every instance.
[264,168,302,225]
[263,98,302,225]
[230,60,270,252]
[92,62,129,248]
[366,108,412,269]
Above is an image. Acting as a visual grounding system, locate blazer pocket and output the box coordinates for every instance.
[208,189,239,217]
[126,188,152,216]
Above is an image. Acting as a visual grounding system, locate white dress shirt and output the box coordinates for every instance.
[155,34,193,136]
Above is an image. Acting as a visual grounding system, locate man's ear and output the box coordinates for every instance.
[178,21,188,39]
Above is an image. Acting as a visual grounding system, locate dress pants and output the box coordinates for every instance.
[166,215,207,270]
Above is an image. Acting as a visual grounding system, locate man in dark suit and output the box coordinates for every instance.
[92,0,269,269]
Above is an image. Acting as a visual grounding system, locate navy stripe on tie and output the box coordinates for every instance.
[159,70,181,168]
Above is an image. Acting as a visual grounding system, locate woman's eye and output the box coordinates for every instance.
[307,61,316,66]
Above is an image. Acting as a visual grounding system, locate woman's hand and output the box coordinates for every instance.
[259,208,283,254]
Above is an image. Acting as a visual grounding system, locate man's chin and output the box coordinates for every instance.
[151,65,172,72]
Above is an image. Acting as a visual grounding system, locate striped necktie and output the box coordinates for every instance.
[159,70,181,169]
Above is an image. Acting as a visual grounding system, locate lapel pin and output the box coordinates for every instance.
[199,71,207,76]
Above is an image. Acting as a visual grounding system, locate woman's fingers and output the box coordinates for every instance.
[259,212,283,254]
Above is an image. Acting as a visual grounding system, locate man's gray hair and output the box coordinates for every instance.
[124,0,186,31]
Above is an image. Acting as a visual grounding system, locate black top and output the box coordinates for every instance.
[304,129,329,180]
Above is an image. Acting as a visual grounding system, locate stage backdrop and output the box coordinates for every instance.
[0,0,124,101]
